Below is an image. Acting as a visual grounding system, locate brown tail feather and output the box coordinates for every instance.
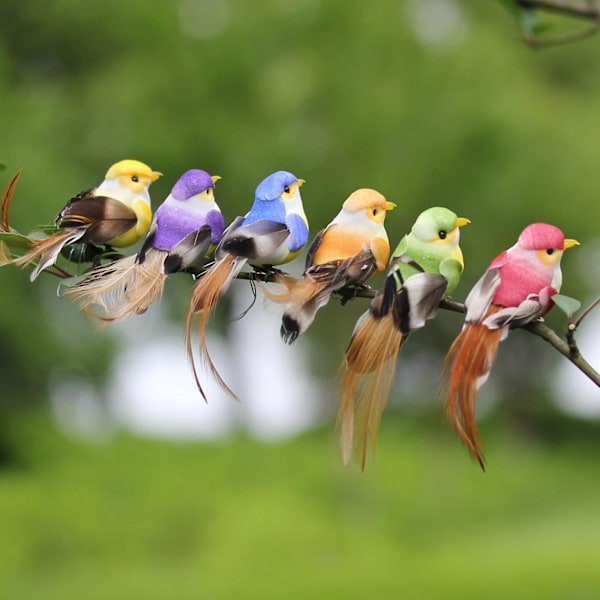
[1,169,23,232]
[13,231,74,267]
[13,229,86,280]
[66,252,166,322]
[338,312,404,469]
[0,241,12,265]
[185,254,242,401]
[442,308,504,470]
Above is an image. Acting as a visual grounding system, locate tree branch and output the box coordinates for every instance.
[517,0,600,20]
[238,270,600,388]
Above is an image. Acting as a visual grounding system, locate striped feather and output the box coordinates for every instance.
[66,251,168,322]
[14,229,86,281]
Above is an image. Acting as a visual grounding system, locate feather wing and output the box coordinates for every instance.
[58,193,138,244]
[164,225,213,274]
[217,218,289,260]
[271,249,377,344]
[15,229,87,281]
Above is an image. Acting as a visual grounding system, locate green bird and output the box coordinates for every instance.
[338,206,470,469]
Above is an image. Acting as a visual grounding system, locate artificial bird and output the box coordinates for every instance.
[14,159,161,280]
[185,170,309,399]
[442,222,579,470]
[66,169,224,321]
[338,206,470,469]
[264,188,395,344]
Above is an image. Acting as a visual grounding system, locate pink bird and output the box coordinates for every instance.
[442,223,579,469]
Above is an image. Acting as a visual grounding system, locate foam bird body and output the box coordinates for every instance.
[66,169,223,321]
[443,223,579,469]
[339,207,469,469]
[265,188,395,344]
[186,170,309,399]
[14,159,161,280]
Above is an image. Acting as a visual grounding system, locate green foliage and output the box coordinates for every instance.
[0,230,33,254]
[2,412,600,599]
[0,2,598,426]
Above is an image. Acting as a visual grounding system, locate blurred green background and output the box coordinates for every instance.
[0,1,599,598]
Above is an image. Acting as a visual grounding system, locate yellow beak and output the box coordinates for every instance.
[456,217,471,227]
[151,171,163,182]
[563,238,580,250]
[212,175,222,184]
[385,201,397,211]
[297,179,306,188]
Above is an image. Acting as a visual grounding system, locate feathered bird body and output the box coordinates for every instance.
[265,188,395,344]
[186,170,309,399]
[443,223,579,469]
[14,159,161,280]
[66,169,223,321]
[339,206,470,469]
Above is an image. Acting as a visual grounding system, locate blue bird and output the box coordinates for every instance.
[186,170,308,399]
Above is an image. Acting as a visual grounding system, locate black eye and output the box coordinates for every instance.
[439,230,447,239]
[546,248,555,255]
[372,208,377,216]
[131,175,139,183]
[283,185,290,194]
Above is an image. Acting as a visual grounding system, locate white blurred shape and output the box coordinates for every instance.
[51,281,324,440]
[554,303,600,416]
[51,375,113,441]
[406,0,468,49]
[230,284,323,440]
[108,325,236,439]
[178,0,230,39]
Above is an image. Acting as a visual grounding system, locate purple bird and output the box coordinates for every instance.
[67,169,225,322]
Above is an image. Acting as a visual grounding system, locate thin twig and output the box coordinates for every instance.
[517,0,600,20]
[574,296,600,329]
[240,268,600,387]
[524,320,600,385]
[523,22,600,47]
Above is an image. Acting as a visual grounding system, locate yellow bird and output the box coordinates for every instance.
[15,159,161,280]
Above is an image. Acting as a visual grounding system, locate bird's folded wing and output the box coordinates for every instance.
[464,267,501,323]
[58,194,138,242]
[391,272,448,332]
[303,227,326,271]
[306,249,376,290]
[164,225,213,274]
[482,297,543,330]
[217,218,289,260]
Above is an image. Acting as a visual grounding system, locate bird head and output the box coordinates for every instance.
[105,159,162,194]
[517,223,579,267]
[342,188,396,224]
[171,169,220,203]
[255,170,304,203]
[411,206,470,248]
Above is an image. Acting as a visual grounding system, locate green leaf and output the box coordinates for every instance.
[552,294,582,318]
[0,230,33,255]
[519,7,539,36]
[495,0,522,21]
